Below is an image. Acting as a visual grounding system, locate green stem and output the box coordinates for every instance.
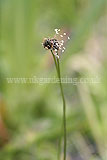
[57,134,62,160]
[51,50,66,160]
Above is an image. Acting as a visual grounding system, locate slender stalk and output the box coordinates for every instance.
[51,50,66,160]
[57,134,62,160]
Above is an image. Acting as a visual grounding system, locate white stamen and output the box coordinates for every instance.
[62,50,65,52]
[55,29,58,31]
[55,29,59,34]
[63,47,65,50]
[56,55,59,59]
[61,40,64,43]
[63,33,66,35]
[55,49,57,52]
[60,35,63,37]
[68,36,70,40]
[55,28,60,35]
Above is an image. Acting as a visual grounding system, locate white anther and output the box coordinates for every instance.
[55,29,58,32]
[56,55,59,59]
[60,35,63,37]
[61,40,64,43]
[55,29,59,34]
[68,36,70,40]
[63,33,66,35]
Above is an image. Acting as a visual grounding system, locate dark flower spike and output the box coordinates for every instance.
[42,38,60,58]
[42,29,70,59]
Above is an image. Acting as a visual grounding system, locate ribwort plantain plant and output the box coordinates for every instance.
[42,29,70,160]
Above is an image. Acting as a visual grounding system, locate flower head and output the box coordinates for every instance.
[42,29,70,59]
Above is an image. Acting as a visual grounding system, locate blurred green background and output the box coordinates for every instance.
[0,0,107,160]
